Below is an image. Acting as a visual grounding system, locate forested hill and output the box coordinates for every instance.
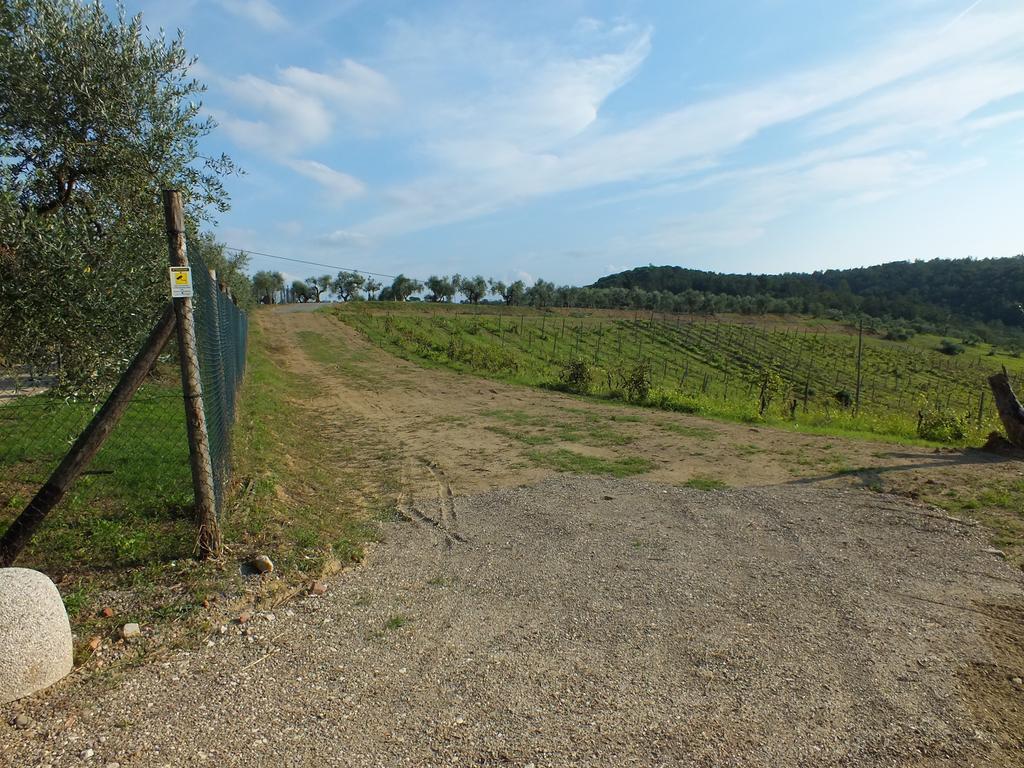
[592,256,1024,329]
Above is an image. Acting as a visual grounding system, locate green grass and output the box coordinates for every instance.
[333,302,1018,446]
[383,613,410,631]
[682,476,728,491]
[0,383,195,572]
[528,448,654,477]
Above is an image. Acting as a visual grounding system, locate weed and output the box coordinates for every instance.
[384,614,410,631]
[528,449,653,477]
[683,476,728,491]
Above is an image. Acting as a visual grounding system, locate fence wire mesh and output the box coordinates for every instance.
[189,247,248,517]
[0,247,247,566]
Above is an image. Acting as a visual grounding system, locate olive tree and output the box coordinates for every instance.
[334,271,365,301]
[387,274,423,301]
[306,274,332,302]
[364,278,382,301]
[0,0,237,393]
[252,271,284,304]
[458,275,488,304]
[426,275,455,302]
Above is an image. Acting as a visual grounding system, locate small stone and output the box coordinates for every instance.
[100,607,114,618]
[106,763,120,768]
[88,636,102,651]
[310,581,328,595]
[1012,677,1023,686]
[250,555,274,574]
[985,547,1007,559]
[219,625,228,634]
[121,623,141,640]
[81,748,94,759]
[14,713,31,728]
[237,611,252,624]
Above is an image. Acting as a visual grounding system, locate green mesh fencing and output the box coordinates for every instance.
[188,247,249,518]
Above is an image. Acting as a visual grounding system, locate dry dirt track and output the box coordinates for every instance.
[3,306,1024,767]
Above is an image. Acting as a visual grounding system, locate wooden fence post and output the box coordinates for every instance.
[163,189,221,559]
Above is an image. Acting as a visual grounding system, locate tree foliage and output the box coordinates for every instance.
[383,274,423,302]
[333,271,365,301]
[0,0,237,392]
[252,271,283,304]
[457,274,488,304]
[593,257,1024,330]
[425,275,455,302]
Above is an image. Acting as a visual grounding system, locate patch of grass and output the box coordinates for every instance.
[682,476,728,491]
[383,613,410,631]
[482,408,539,426]
[485,424,555,445]
[528,448,653,477]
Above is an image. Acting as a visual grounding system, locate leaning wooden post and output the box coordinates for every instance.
[0,305,177,566]
[163,189,221,559]
[987,368,1024,448]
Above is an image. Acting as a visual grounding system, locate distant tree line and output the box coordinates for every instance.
[592,257,1024,333]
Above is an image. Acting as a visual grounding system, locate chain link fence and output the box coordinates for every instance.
[190,246,248,517]
[0,246,247,566]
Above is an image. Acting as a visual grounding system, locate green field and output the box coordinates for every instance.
[0,386,194,571]
[333,302,1024,444]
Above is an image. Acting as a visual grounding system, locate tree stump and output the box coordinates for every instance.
[987,370,1024,449]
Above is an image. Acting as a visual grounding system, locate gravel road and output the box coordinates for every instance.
[3,477,1023,767]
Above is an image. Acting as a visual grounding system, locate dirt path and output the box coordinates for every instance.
[4,307,1024,766]
[270,308,1021,505]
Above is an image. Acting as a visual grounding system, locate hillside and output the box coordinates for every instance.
[592,256,1024,330]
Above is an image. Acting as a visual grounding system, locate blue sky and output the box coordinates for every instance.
[133,0,1024,286]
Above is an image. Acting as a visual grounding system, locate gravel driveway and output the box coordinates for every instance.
[3,477,1023,767]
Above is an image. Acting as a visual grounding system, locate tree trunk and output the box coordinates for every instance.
[988,370,1024,448]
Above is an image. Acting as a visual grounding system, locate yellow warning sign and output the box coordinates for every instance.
[169,266,193,298]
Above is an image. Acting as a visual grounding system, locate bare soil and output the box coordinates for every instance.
[3,306,1023,767]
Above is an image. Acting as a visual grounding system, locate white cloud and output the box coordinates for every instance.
[217,75,332,153]
[213,60,394,205]
[280,60,399,120]
[315,229,370,248]
[217,0,287,30]
[357,4,1024,237]
[286,160,365,202]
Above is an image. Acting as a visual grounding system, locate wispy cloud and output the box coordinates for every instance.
[285,160,365,203]
[217,0,288,31]
[354,4,1024,237]
[315,229,370,248]
[212,58,397,204]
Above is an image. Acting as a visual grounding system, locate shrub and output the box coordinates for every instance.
[618,362,652,402]
[834,389,853,408]
[557,357,594,393]
[937,339,965,356]
[916,405,967,442]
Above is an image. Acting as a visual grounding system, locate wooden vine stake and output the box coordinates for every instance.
[163,190,221,558]
[987,367,1024,449]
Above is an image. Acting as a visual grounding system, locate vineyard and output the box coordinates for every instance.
[332,303,1024,444]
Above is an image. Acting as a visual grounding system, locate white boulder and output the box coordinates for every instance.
[0,568,73,704]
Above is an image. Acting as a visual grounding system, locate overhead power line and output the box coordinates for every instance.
[220,245,402,280]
